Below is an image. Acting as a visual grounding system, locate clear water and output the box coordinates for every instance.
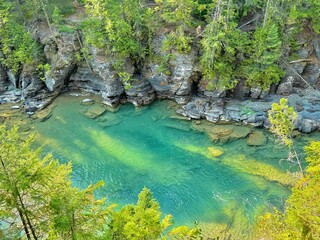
[30,94,320,233]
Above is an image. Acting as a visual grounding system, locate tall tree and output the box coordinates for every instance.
[0,125,109,239]
[268,98,302,173]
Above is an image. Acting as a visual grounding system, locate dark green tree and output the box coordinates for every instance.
[241,23,284,89]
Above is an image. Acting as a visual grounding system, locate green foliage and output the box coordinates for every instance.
[155,53,175,75]
[36,63,51,81]
[200,0,248,90]
[255,141,320,239]
[0,1,40,73]
[242,23,284,89]
[268,98,297,148]
[169,225,202,239]
[156,0,195,53]
[107,187,202,239]
[1,0,320,91]
[52,6,62,25]
[79,18,106,49]
[162,26,192,53]
[82,0,156,81]
[21,0,75,22]
[268,98,303,173]
[0,125,109,239]
[288,0,320,34]
[107,187,172,239]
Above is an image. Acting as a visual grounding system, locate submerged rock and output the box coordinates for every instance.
[193,123,251,143]
[247,131,267,146]
[81,104,106,119]
[35,108,53,122]
[207,147,224,157]
[97,115,121,127]
[162,121,190,132]
[11,105,20,109]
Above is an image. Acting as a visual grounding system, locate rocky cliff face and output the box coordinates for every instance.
[1,23,320,133]
[143,34,198,104]
[43,33,79,93]
[69,47,126,106]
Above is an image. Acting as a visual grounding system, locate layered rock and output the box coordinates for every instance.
[42,31,79,92]
[125,76,155,106]
[0,21,319,134]
[178,88,320,133]
[20,66,46,98]
[70,48,126,106]
[143,34,198,104]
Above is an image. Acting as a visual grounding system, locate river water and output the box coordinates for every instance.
[27,94,320,236]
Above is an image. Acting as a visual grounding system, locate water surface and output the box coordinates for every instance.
[30,94,320,234]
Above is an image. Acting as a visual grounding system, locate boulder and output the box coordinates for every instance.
[299,119,318,133]
[204,99,225,123]
[276,76,293,95]
[177,97,207,119]
[247,131,267,146]
[301,63,320,86]
[313,37,320,61]
[70,55,126,107]
[20,70,46,98]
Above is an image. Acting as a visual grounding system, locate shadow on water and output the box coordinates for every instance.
[30,94,320,236]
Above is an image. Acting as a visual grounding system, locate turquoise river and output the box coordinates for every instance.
[26,94,320,236]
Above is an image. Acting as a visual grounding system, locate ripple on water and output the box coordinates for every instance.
[31,95,320,235]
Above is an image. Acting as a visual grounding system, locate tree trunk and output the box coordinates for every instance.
[17,193,38,240]
[39,0,57,44]
[0,157,32,240]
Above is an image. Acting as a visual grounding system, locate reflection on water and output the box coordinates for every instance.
[30,94,320,235]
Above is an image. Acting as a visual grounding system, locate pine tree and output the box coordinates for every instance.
[241,23,284,89]
[200,0,248,90]
[268,98,302,173]
[0,125,109,239]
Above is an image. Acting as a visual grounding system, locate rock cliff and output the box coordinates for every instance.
[1,23,320,133]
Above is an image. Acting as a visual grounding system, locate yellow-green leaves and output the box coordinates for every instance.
[256,141,320,239]
[107,187,173,240]
[268,98,297,148]
[0,125,109,239]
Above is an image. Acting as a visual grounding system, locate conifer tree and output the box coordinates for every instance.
[268,98,302,173]
[241,23,284,89]
[200,0,248,90]
[0,125,109,239]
